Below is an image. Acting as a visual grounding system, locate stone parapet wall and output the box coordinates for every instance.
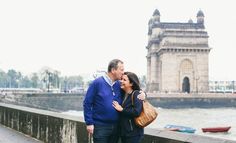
[1,93,236,111]
[147,92,236,98]
[0,103,234,143]
[147,93,236,108]
[0,93,85,111]
[0,103,88,143]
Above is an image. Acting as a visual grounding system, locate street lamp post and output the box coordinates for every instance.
[47,72,52,93]
[64,78,68,93]
[16,79,19,88]
[232,81,235,93]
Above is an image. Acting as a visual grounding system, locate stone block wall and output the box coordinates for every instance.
[0,103,234,143]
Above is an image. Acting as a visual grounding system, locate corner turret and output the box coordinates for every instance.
[153,9,160,23]
[197,10,204,24]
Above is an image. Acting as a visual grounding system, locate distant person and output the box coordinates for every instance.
[112,71,144,143]
[83,59,145,143]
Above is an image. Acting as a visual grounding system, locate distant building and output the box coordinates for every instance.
[0,88,43,94]
[209,81,236,93]
[69,87,85,94]
[146,9,211,93]
[93,69,106,79]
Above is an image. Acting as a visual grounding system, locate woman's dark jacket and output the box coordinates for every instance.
[119,90,144,137]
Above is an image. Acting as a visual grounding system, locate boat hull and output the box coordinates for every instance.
[164,124,196,133]
[202,126,231,133]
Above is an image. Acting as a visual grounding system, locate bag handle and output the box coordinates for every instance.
[131,90,146,106]
[131,90,138,107]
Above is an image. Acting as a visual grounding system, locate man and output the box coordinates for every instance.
[83,59,145,143]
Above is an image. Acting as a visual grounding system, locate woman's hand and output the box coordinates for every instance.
[112,101,123,112]
[137,90,146,100]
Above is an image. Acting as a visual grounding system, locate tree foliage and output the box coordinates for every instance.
[0,68,85,92]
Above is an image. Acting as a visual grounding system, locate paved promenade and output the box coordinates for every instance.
[0,125,42,143]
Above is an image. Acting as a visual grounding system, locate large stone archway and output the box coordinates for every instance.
[146,9,211,93]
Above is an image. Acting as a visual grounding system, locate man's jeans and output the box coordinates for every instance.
[93,124,119,143]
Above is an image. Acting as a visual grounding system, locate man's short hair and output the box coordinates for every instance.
[108,59,123,72]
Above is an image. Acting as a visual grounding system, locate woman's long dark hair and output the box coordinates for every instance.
[124,71,140,91]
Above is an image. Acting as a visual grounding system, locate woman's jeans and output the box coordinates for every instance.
[121,135,143,143]
[93,124,119,143]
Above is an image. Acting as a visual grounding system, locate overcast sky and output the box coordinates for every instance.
[0,0,236,81]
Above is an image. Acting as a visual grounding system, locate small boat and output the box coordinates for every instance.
[202,126,231,133]
[164,124,196,133]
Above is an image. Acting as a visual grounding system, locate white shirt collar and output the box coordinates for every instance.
[103,74,116,86]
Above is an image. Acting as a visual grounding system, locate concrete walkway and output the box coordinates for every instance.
[0,125,43,143]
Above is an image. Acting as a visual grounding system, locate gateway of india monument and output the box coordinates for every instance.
[146,9,211,93]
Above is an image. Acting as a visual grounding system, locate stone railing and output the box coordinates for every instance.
[0,103,235,143]
[0,103,88,142]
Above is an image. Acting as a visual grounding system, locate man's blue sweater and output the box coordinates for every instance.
[83,76,123,126]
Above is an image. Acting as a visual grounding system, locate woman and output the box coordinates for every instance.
[112,71,144,143]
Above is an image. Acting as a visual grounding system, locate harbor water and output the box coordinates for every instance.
[62,108,236,141]
[150,108,236,141]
